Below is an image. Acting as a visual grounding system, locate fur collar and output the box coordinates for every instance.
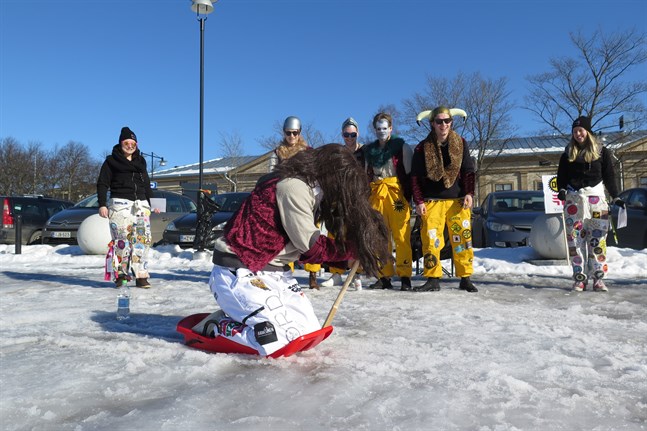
[423,130,463,188]
[275,137,309,162]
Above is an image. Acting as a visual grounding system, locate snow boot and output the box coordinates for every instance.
[459,277,478,292]
[309,272,320,290]
[368,277,392,290]
[415,277,441,292]
[321,273,342,288]
[136,278,152,289]
[572,280,586,292]
[400,277,412,291]
[115,275,129,288]
[593,279,608,292]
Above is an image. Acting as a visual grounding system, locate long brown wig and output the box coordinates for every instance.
[273,144,391,277]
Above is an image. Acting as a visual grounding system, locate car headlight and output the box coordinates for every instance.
[486,221,514,232]
[212,221,227,231]
[165,222,178,232]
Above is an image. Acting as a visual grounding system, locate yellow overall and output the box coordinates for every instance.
[420,198,473,278]
[369,177,412,278]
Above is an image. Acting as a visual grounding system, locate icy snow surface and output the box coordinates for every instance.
[1,244,646,431]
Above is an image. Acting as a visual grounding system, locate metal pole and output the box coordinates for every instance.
[197,16,206,251]
[150,152,154,180]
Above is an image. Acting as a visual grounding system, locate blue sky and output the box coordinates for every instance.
[1,0,646,169]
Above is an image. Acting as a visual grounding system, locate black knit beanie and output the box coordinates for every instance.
[572,116,592,133]
[119,126,137,143]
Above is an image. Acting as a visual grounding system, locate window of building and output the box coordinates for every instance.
[534,181,543,190]
[495,184,512,191]
[640,177,647,187]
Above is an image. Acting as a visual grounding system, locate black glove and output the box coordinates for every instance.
[613,197,625,209]
[557,189,566,201]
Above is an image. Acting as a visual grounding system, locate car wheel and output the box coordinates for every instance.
[28,230,42,245]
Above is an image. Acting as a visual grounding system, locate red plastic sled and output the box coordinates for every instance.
[176,313,334,358]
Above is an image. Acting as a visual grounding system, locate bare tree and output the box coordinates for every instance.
[525,27,647,134]
[53,141,101,201]
[0,137,29,195]
[401,72,517,201]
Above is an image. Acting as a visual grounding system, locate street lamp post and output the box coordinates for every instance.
[140,151,167,180]
[191,0,215,256]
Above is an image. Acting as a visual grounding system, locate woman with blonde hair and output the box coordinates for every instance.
[556,116,624,292]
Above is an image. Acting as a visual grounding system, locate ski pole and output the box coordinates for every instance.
[322,260,360,328]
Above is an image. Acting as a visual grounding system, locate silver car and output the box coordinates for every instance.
[42,190,196,246]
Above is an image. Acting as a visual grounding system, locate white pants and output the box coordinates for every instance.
[208,265,320,356]
[563,186,610,282]
[108,198,152,280]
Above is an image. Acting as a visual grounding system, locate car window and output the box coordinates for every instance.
[165,195,184,213]
[182,196,197,212]
[627,189,646,208]
[74,194,103,208]
[492,194,544,213]
[213,194,247,212]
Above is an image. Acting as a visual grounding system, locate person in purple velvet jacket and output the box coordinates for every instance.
[206,144,390,356]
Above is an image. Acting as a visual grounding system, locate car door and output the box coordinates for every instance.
[614,189,647,249]
[150,192,188,244]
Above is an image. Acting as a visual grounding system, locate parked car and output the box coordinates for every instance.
[472,190,546,248]
[41,190,196,246]
[607,187,647,250]
[162,192,251,248]
[1,196,74,245]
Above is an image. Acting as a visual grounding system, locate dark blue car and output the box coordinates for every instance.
[472,190,546,248]
[161,192,250,248]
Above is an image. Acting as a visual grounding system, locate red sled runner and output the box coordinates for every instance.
[176,313,334,358]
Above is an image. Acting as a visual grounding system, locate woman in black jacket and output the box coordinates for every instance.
[97,126,155,288]
[556,116,624,292]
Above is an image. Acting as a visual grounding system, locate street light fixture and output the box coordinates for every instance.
[191,0,215,255]
[140,151,167,180]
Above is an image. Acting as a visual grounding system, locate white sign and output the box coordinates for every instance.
[542,175,563,214]
[150,198,166,213]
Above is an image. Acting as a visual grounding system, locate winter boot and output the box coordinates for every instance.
[309,272,320,290]
[321,273,342,288]
[115,275,129,288]
[572,280,586,292]
[592,278,608,292]
[400,277,412,291]
[415,277,441,292]
[368,277,392,290]
[136,278,152,289]
[459,277,478,292]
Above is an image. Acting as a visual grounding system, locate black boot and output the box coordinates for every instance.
[368,277,392,290]
[459,277,478,292]
[400,277,412,291]
[415,277,440,292]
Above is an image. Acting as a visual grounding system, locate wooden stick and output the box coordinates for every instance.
[322,260,360,328]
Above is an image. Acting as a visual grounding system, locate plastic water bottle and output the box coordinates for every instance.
[116,281,131,321]
[354,275,363,291]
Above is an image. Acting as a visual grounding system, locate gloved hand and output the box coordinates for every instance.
[613,197,625,209]
[557,189,566,201]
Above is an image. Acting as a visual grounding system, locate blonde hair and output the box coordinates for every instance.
[567,130,601,163]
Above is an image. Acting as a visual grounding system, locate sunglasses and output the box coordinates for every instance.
[434,118,453,125]
[342,132,358,138]
[284,130,300,136]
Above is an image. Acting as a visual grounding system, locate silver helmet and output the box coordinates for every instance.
[283,116,301,131]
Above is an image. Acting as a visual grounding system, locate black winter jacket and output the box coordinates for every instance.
[96,144,153,208]
[556,146,619,198]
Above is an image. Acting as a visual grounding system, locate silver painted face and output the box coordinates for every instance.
[375,119,391,142]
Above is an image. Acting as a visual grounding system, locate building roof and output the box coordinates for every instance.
[478,130,647,158]
[153,155,261,178]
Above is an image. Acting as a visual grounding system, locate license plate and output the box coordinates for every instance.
[180,235,195,243]
[52,231,72,238]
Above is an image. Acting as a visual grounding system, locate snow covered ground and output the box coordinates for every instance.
[1,244,646,431]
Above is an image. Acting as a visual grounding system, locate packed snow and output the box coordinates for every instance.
[1,244,646,431]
